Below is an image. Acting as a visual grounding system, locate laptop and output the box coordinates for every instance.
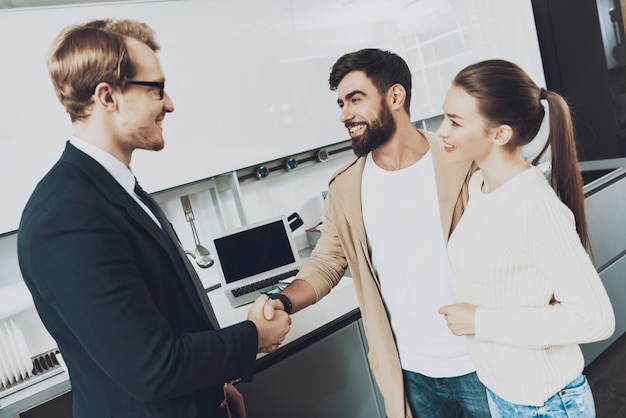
[212,215,302,308]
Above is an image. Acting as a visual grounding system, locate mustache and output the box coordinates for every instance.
[345,121,365,129]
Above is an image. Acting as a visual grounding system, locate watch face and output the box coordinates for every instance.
[270,293,292,314]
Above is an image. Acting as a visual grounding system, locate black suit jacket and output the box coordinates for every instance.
[18,142,258,417]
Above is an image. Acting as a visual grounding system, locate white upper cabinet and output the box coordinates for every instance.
[0,0,544,233]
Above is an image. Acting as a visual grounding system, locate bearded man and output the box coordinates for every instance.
[263,49,490,418]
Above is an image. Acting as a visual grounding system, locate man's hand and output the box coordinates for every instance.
[438,302,477,336]
[261,279,317,321]
[263,297,285,321]
[247,295,291,353]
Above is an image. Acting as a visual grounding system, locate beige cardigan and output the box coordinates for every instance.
[299,130,473,418]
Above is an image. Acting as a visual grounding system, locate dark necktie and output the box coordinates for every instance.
[134,179,220,329]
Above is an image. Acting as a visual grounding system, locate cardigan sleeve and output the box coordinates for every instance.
[475,199,615,347]
[298,184,349,301]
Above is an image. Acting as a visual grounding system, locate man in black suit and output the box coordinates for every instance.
[17,18,291,418]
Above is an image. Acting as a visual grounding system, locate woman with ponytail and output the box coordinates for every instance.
[436,59,615,417]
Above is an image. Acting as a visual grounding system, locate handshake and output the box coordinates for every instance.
[246,294,292,354]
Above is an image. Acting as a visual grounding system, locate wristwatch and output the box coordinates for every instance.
[267,293,293,315]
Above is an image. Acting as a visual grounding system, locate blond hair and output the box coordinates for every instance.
[47,19,159,121]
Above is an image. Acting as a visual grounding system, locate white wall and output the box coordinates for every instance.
[0,0,544,233]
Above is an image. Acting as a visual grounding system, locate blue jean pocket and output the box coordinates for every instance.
[486,374,596,418]
[557,375,595,417]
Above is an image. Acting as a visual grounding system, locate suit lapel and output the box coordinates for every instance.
[61,143,173,251]
[61,143,214,327]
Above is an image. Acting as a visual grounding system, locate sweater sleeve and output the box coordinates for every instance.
[475,199,615,348]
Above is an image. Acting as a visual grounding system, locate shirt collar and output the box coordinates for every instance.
[69,136,137,194]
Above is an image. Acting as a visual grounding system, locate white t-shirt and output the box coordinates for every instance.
[361,151,475,377]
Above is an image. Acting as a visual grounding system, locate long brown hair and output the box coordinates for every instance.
[452,59,589,249]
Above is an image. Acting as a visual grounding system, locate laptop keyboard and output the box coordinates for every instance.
[231,269,299,297]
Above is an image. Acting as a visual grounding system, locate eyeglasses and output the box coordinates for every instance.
[127,81,165,100]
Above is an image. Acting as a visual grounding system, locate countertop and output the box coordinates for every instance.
[0,261,358,415]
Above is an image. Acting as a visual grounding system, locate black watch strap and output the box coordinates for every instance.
[268,293,293,315]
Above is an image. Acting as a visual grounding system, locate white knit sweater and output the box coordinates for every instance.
[447,167,615,406]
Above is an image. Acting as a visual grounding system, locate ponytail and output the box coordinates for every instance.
[533,91,589,249]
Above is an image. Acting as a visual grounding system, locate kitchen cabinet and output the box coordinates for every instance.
[239,315,385,418]
[14,391,71,418]
[0,0,544,234]
[580,159,626,364]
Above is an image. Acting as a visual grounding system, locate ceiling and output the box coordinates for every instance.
[0,0,159,9]
[0,0,420,11]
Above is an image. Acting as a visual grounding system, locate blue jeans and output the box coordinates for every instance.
[486,374,595,418]
[403,370,491,417]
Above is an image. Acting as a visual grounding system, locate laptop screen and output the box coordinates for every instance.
[214,217,297,285]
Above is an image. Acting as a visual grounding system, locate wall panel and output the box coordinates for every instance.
[0,0,544,233]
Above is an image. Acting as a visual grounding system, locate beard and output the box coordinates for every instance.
[349,100,397,157]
